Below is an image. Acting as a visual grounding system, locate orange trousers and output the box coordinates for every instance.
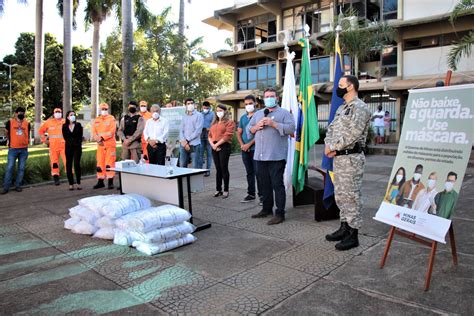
[96,145,116,179]
[141,138,149,162]
[49,145,66,176]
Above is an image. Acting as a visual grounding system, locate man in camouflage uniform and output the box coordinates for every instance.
[324,75,371,251]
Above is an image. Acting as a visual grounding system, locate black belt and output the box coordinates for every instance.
[335,143,363,156]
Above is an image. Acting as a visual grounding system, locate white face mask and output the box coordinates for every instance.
[54,112,62,119]
[413,173,422,181]
[202,109,210,114]
[444,181,454,192]
[427,179,436,189]
[186,104,195,112]
[245,104,255,113]
[216,111,224,119]
[101,110,108,116]
[395,175,403,183]
[140,106,147,112]
[69,115,76,122]
[152,112,160,120]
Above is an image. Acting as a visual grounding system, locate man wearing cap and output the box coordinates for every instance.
[91,103,117,189]
[39,107,66,185]
[118,101,145,163]
[139,100,152,162]
[2,107,31,194]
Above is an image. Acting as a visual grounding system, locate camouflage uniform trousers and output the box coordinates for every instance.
[333,152,365,229]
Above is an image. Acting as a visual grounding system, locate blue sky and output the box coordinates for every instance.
[0,0,234,59]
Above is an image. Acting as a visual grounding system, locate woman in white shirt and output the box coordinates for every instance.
[143,104,169,165]
[412,172,438,213]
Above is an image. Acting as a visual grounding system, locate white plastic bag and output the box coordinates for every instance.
[132,234,196,256]
[96,216,116,228]
[93,227,115,240]
[129,222,196,243]
[70,206,101,224]
[113,229,133,246]
[78,195,114,213]
[71,220,98,235]
[64,217,81,230]
[101,194,151,219]
[122,205,191,232]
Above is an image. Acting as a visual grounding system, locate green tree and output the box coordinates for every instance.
[448,0,474,70]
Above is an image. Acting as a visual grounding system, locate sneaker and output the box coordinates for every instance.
[14,187,22,192]
[267,216,285,225]
[240,195,256,203]
[251,210,272,218]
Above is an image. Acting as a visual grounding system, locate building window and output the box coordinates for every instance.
[282,51,330,85]
[383,0,398,20]
[237,14,276,49]
[283,5,332,39]
[337,0,398,22]
[381,45,397,77]
[237,58,276,90]
[404,31,471,51]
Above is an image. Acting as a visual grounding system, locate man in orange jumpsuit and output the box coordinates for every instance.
[139,100,152,162]
[39,107,66,185]
[91,103,117,189]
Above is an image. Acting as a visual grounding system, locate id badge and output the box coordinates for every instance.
[16,128,23,136]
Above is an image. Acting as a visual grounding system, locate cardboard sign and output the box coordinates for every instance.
[374,84,474,243]
[161,106,186,157]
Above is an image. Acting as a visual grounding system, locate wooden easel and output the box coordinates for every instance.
[379,224,457,291]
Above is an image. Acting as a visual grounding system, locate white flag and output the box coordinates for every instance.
[281,49,299,192]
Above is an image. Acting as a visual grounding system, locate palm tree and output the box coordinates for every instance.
[84,0,115,119]
[178,0,190,93]
[119,0,152,114]
[34,0,43,143]
[448,0,474,70]
[62,0,73,112]
[0,0,27,14]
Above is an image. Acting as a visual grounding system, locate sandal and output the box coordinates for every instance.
[213,191,223,197]
[69,185,74,191]
[222,192,229,199]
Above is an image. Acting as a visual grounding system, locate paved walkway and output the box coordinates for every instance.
[0,147,473,315]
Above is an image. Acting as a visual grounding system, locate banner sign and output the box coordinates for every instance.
[161,106,186,157]
[374,84,474,243]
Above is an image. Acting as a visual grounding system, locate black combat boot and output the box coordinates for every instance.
[107,178,114,189]
[93,179,105,189]
[53,175,60,186]
[335,226,359,251]
[325,222,349,241]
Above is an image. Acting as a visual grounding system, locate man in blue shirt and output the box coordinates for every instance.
[237,95,262,204]
[200,101,213,176]
[179,98,204,169]
[248,88,295,225]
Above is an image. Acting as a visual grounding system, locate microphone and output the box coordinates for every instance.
[264,109,270,117]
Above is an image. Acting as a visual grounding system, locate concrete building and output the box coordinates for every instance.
[203,0,474,141]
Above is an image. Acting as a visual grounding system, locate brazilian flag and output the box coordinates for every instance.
[292,38,319,194]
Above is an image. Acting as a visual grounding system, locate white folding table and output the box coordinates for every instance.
[109,164,211,231]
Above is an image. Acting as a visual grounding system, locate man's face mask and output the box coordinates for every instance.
[336,85,350,98]
[245,103,255,113]
[129,106,137,114]
[186,103,195,112]
[413,173,422,181]
[264,97,277,108]
[202,108,210,114]
[152,112,160,120]
[17,113,25,120]
[54,112,62,119]
[140,106,147,112]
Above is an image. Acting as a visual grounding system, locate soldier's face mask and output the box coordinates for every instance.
[336,84,351,98]
[129,106,137,114]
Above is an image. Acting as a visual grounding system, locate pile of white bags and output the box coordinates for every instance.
[63,194,196,255]
[113,205,196,255]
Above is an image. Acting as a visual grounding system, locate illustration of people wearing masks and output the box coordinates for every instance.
[396,164,425,209]
[384,167,406,204]
[433,171,459,219]
[412,172,438,213]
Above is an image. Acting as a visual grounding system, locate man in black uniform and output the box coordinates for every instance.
[117,101,145,163]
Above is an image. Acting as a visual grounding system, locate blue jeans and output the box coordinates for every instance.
[257,160,286,217]
[179,144,202,169]
[3,147,28,190]
[241,150,262,197]
[200,130,212,171]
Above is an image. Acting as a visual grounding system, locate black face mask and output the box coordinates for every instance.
[17,114,25,120]
[336,87,348,98]
[129,107,137,114]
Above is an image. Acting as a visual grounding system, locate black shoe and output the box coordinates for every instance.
[107,178,114,189]
[267,215,285,225]
[14,187,22,192]
[93,179,105,189]
[53,175,60,186]
[335,226,359,251]
[240,195,255,203]
[251,210,272,218]
[204,172,210,177]
[213,191,223,197]
[1,189,8,195]
[325,222,349,242]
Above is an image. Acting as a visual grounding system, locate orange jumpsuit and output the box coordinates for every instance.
[140,111,152,161]
[91,114,117,179]
[39,118,66,176]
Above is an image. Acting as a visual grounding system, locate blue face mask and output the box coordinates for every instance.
[264,97,277,108]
